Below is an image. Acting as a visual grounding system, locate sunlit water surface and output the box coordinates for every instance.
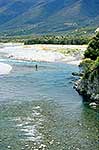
[0,59,99,150]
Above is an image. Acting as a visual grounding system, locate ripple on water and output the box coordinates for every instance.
[12,106,44,143]
[0,61,99,150]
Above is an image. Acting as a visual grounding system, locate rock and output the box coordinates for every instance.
[94,94,99,100]
[89,102,97,106]
[8,146,11,149]
[49,140,54,145]
[74,71,99,104]
[39,144,46,149]
[25,144,29,147]
[72,72,83,76]
[90,93,95,100]
[74,79,81,89]
[95,27,99,32]
[76,148,80,150]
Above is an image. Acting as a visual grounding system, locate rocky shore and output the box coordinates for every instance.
[74,31,99,108]
[74,71,99,107]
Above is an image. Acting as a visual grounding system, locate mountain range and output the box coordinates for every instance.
[0,0,99,35]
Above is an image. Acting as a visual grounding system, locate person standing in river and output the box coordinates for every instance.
[35,64,38,71]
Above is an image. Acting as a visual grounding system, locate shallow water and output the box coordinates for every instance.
[0,59,99,150]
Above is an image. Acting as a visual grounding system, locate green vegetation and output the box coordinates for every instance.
[24,35,90,45]
[79,58,94,74]
[0,36,33,43]
[0,0,98,35]
[84,32,99,60]
[80,57,99,80]
[79,31,99,84]
[80,31,99,79]
[0,35,91,45]
[77,32,99,102]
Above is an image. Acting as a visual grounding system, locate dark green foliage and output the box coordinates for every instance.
[79,58,93,73]
[24,35,90,45]
[79,58,94,79]
[80,32,99,81]
[84,32,99,60]
[0,34,91,44]
[90,57,99,81]
[91,57,99,70]
[80,57,99,81]
[78,32,99,100]
[80,32,99,80]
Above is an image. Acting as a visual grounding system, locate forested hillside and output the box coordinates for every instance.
[0,0,99,35]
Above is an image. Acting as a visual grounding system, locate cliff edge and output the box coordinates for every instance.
[75,30,99,106]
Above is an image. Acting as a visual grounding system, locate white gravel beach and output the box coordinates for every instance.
[0,43,87,74]
[0,62,12,75]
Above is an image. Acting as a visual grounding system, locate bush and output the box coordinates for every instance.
[84,32,99,60]
[91,57,99,70]
[80,57,99,80]
[24,35,90,45]
[79,58,93,73]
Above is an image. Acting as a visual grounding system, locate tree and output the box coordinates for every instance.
[84,32,99,60]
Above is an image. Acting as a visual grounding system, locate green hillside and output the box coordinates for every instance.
[0,0,99,36]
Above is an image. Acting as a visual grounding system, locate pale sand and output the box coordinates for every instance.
[0,63,12,75]
[0,43,87,65]
[23,44,87,49]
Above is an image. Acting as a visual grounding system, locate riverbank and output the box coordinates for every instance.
[74,32,99,107]
[0,43,87,65]
[0,44,87,74]
[0,62,12,74]
[74,58,99,108]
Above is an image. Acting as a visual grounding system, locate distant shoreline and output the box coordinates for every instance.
[0,43,87,67]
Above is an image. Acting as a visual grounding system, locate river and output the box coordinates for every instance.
[0,49,99,150]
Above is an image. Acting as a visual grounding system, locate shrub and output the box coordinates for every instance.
[84,32,99,60]
[79,58,93,73]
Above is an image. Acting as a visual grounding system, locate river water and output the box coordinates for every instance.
[0,58,99,150]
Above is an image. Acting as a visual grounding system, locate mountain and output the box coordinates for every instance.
[0,0,99,35]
